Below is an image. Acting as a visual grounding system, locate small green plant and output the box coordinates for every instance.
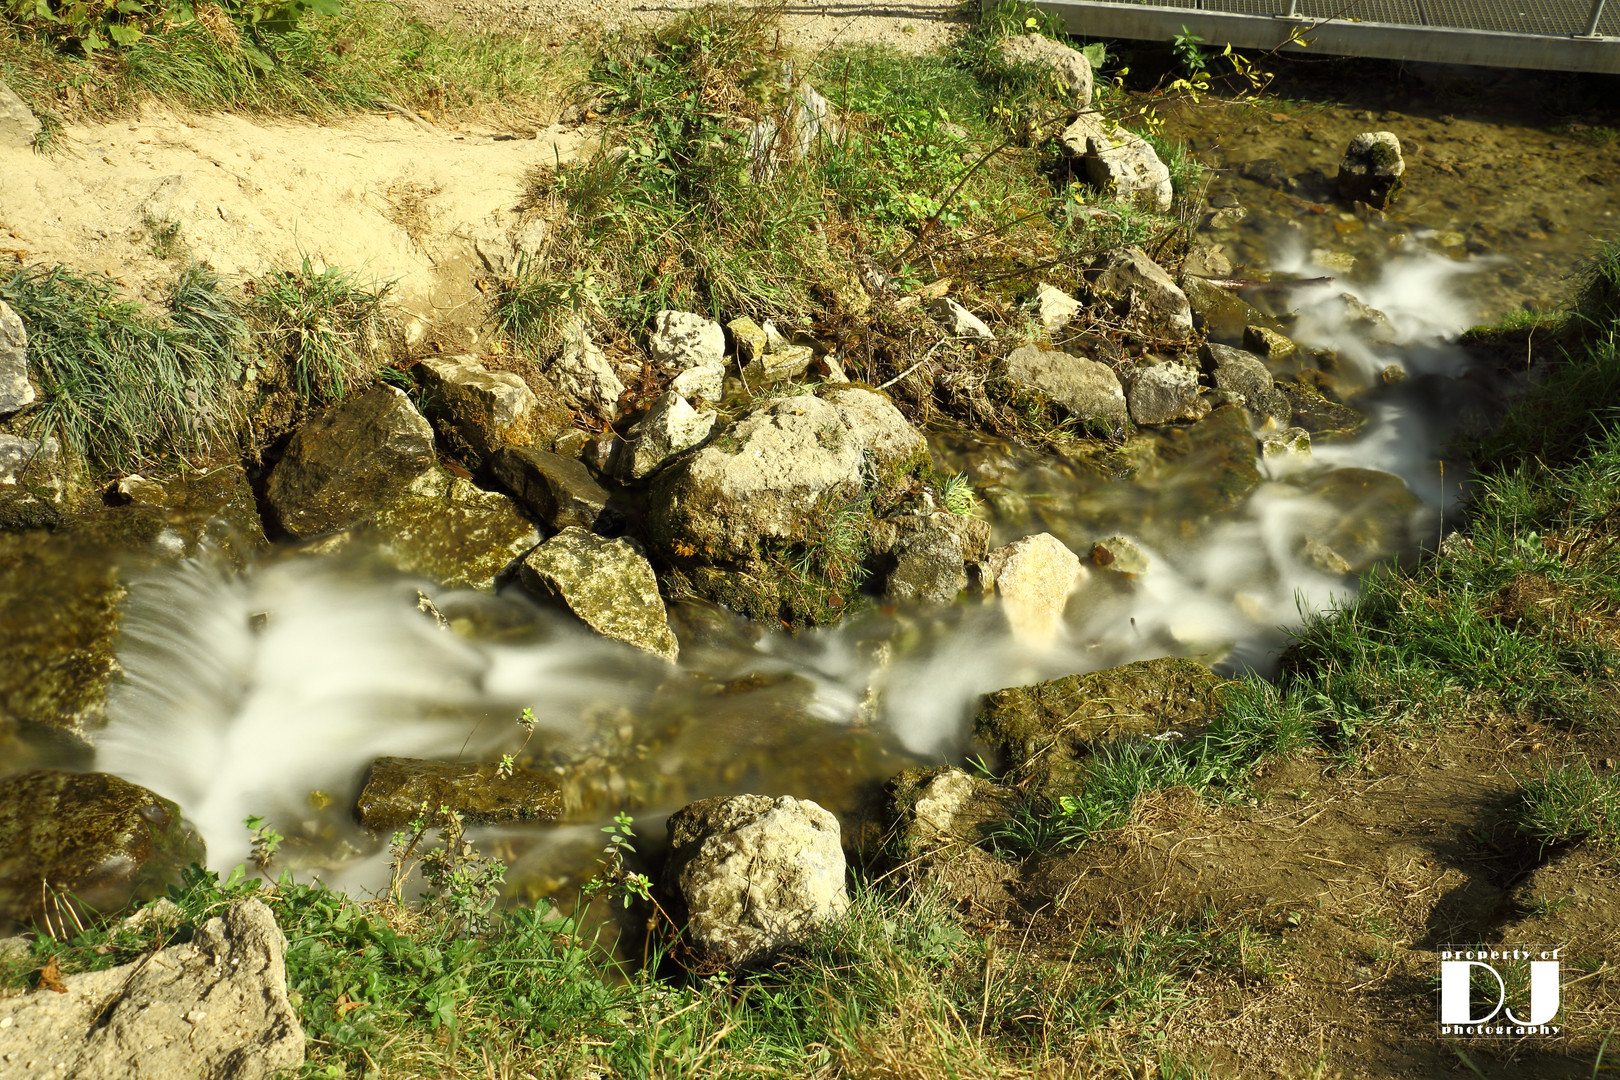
[388,803,507,937]
[496,706,539,779]
[1170,26,1207,76]
[1508,759,1620,852]
[583,811,654,909]
[246,256,391,406]
[143,212,186,260]
[243,813,284,876]
[937,471,980,517]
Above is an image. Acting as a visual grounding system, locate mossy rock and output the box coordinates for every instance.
[1280,381,1367,441]
[79,465,268,567]
[355,757,563,830]
[972,657,1230,787]
[0,770,203,930]
[351,468,540,591]
[1144,404,1264,529]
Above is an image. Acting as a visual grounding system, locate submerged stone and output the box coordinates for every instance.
[351,468,539,590]
[1280,381,1368,441]
[1301,467,1425,571]
[355,757,563,830]
[0,770,203,929]
[94,464,267,568]
[1091,535,1149,575]
[521,526,678,661]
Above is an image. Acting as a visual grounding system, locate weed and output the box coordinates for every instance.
[243,813,284,876]
[245,255,390,407]
[1170,26,1207,77]
[938,470,981,516]
[1508,759,1620,852]
[142,211,186,260]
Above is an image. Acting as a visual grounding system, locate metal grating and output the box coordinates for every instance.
[1104,0,1614,35]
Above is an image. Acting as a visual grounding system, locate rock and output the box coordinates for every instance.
[1239,157,1289,190]
[0,433,65,530]
[928,296,993,339]
[1261,426,1312,461]
[1331,293,1397,344]
[1181,275,1284,345]
[1200,343,1290,429]
[1337,131,1405,209]
[1057,111,1107,156]
[748,80,839,179]
[266,386,436,538]
[620,390,717,480]
[551,319,625,420]
[1146,404,1264,521]
[520,527,678,661]
[650,388,927,566]
[0,770,203,929]
[998,34,1093,104]
[1126,362,1209,425]
[741,337,816,386]
[356,757,562,830]
[1032,282,1080,333]
[1087,247,1193,339]
[665,794,848,967]
[413,354,539,463]
[1084,129,1173,212]
[350,469,539,590]
[1182,244,1232,279]
[1301,468,1425,570]
[1091,535,1149,574]
[0,300,36,417]
[0,898,304,1079]
[973,658,1229,787]
[987,532,1083,646]
[1243,324,1298,361]
[493,445,616,532]
[1004,344,1127,427]
[728,316,768,363]
[1300,536,1352,575]
[886,767,1008,855]
[869,510,990,562]
[96,464,268,568]
[883,527,967,606]
[1279,381,1368,440]
[651,310,726,401]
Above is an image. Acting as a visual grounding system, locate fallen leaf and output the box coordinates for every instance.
[38,957,67,994]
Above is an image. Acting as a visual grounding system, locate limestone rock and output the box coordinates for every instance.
[1057,111,1107,157]
[266,386,436,538]
[413,354,538,462]
[1004,344,1127,426]
[1032,282,1080,333]
[1279,381,1368,440]
[1200,343,1290,429]
[1337,131,1405,209]
[1091,535,1149,575]
[651,310,726,401]
[1181,274,1280,345]
[1182,244,1232,279]
[883,527,967,606]
[0,770,202,929]
[0,899,304,1079]
[1084,129,1173,212]
[352,468,539,590]
[665,794,848,967]
[0,433,64,530]
[887,766,1009,856]
[928,296,993,339]
[988,532,1083,646]
[0,300,36,416]
[520,527,678,661]
[0,79,39,150]
[1088,247,1193,339]
[98,464,268,568]
[1261,426,1312,461]
[1126,362,1209,425]
[356,757,562,829]
[1244,324,1298,361]
[870,510,991,562]
[998,34,1093,104]
[551,319,625,420]
[748,80,839,179]
[1300,536,1352,575]
[727,316,768,363]
[493,445,616,532]
[620,390,717,480]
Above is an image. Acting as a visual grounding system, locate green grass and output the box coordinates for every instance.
[245,255,392,407]
[1509,759,1620,853]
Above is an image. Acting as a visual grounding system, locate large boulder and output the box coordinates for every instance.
[650,388,926,565]
[347,468,539,590]
[1004,344,1127,428]
[620,390,717,480]
[0,899,304,1079]
[1337,131,1405,209]
[1088,247,1193,340]
[1200,343,1291,429]
[493,445,617,532]
[665,794,848,967]
[998,33,1093,104]
[0,770,203,929]
[550,319,624,421]
[413,354,539,463]
[356,757,562,829]
[650,310,726,402]
[0,299,36,417]
[1125,362,1209,426]
[988,532,1083,646]
[520,527,678,661]
[266,386,436,538]
[1084,128,1173,212]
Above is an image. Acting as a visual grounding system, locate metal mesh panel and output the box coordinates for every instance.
[1297,0,1429,24]
[1106,0,1613,34]
[1419,0,1589,33]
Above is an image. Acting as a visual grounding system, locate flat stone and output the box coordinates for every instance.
[1126,362,1209,426]
[1088,247,1192,339]
[0,300,36,416]
[1032,282,1080,334]
[928,296,993,339]
[356,757,562,829]
[520,526,678,661]
[413,354,538,462]
[1004,344,1127,427]
[988,532,1083,647]
[1279,381,1368,440]
[620,390,717,480]
[493,445,615,531]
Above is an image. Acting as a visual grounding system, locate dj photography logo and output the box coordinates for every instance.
[1438,945,1562,1038]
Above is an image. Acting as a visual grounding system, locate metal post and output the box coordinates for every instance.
[1583,0,1607,36]
[1282,0,1301,18]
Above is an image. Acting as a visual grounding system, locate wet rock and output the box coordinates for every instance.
[1239,157,1289,190]
[620,390,717,480]
[651,310,726,401]
[413,354,538,463]
[870,510,990,562]
[1300,536,1352,575]
[493,445,616,532]
[998,34,1092,104]
[551,319,624,421]
[1088,247,1193,339]
[1279,381,1368,440]
[1126,361,1209,426]
[0,79,41,150]
[0,898,303,1079]
[1084,129,1173,212]
[1182,244,1231,279]
[883,527,967,606]
[1091,534,1149,574]
[1004,344,1127,427]
[886,766,1008,855]
[267,386,436,538]
[520,526,678,661]
[1201,343,1290,429]
[1261,426,1312,461]
[1244,324,1298,361]
[1301,468,1424,571]
[0,300,36,417]
[1144,404,1264,523]
[352,469,539,590]
[0,433,65,531]
[356,757,562,829]
[98,465,267,567]
[1332,293,1397,344]
[1032,282,1080,333]
[988,532,1083,646]
[0,771,203,929]
[650,387,927,566]
[665,794,848,967]
[1337,131,1405,209]
[973,658,1229,787]
[1181,276,1282,345]
[928,296,993,339]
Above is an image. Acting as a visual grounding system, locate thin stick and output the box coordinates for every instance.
[877,341,944,391]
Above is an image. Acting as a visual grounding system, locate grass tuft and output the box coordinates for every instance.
[1509,759,1620,852]
[245,255,391,407]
